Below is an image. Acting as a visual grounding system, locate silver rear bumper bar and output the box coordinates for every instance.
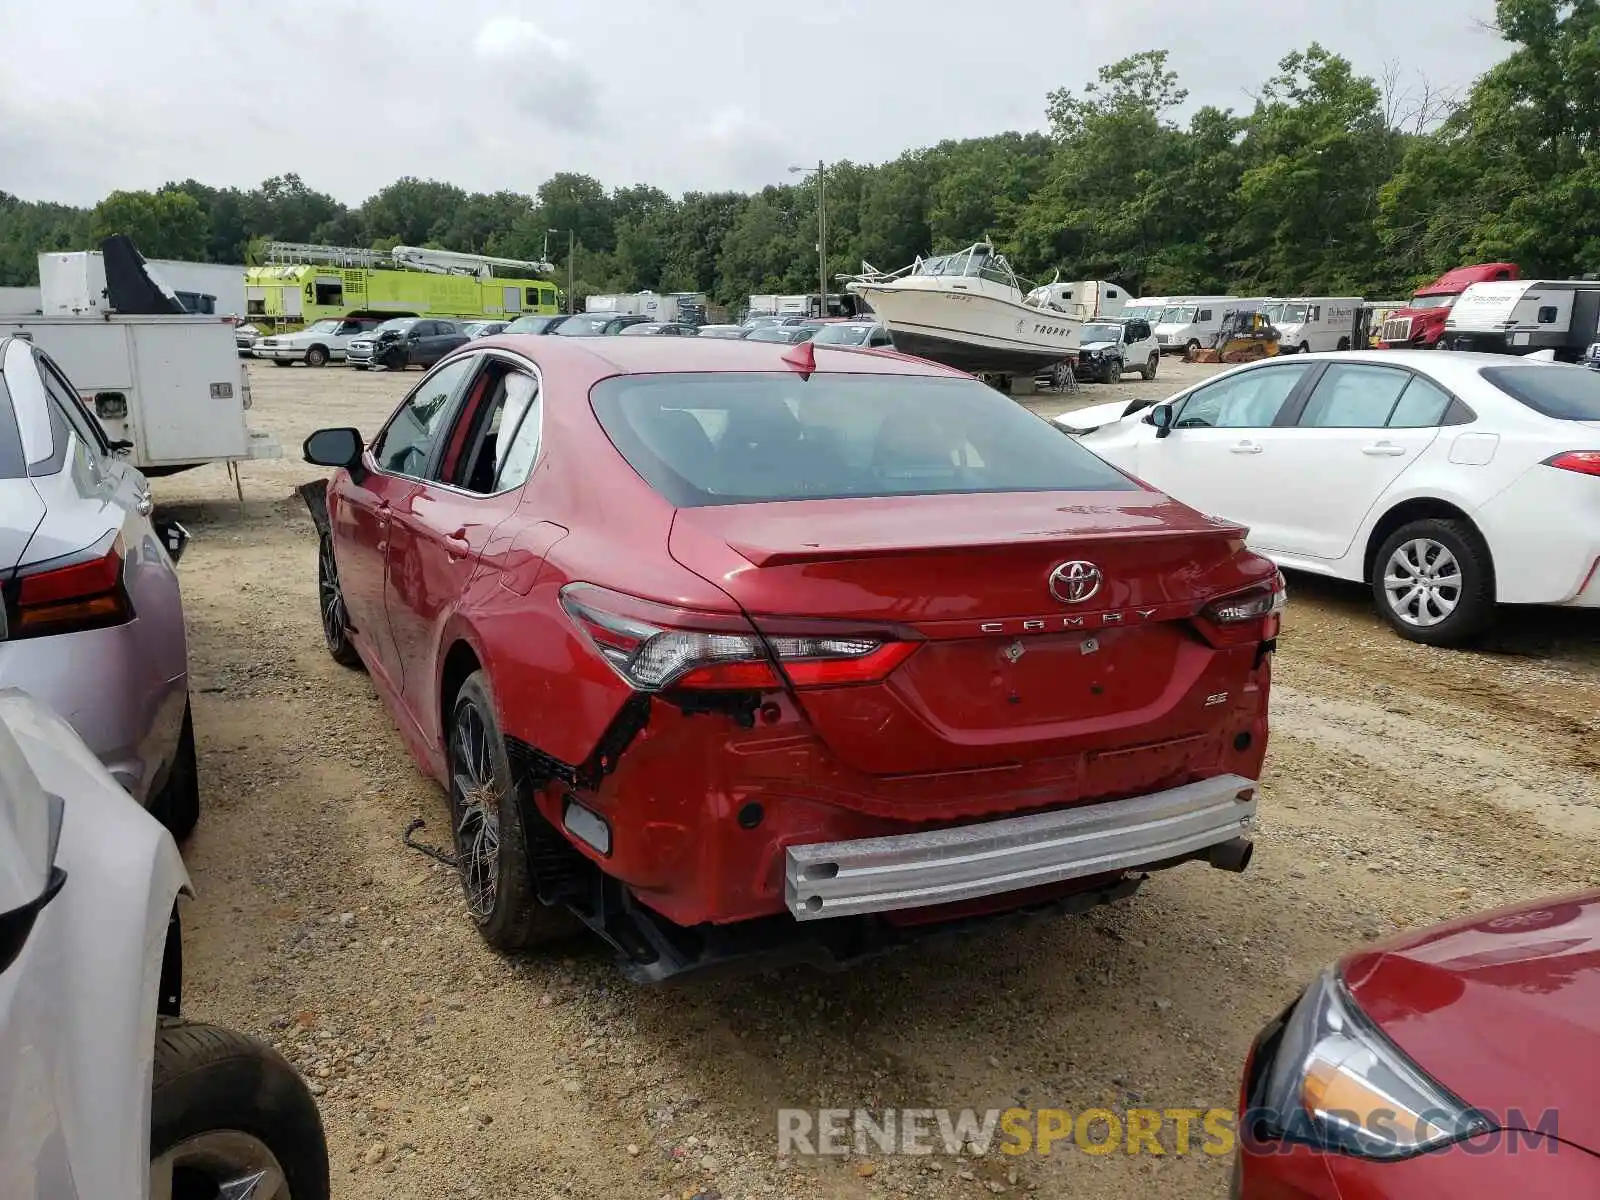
[785,774,1258,921]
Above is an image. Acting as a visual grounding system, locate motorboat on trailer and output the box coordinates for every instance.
[842,244,1116,378]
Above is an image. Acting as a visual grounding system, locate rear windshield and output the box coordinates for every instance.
[590,372,1137,506]
[1481,364,1600,420]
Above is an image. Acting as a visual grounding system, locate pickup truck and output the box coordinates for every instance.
[253,316,386,367]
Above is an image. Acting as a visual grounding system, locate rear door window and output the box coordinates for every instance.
[1387,375,1455,428]
[591,372,1136,507]
[1297,364,1413,428]
[1481,364,1600,419]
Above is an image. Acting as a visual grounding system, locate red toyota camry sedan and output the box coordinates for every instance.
[1235,892,1600,1196]
[303,337,1283,980]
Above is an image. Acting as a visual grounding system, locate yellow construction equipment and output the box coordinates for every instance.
[1192,310,1282,363]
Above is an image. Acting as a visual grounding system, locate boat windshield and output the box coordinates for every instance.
[914,246,1019,289]
[1159,306,1198,324]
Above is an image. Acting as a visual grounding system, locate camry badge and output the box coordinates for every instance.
[1049,560,1103,605]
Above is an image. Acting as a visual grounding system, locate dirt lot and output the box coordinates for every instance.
[152,357,1600,1199]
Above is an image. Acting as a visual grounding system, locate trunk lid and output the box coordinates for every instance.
[669,491,1268,775]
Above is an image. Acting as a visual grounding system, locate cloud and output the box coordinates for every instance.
[472,16,603,134]
[689,109,798,190]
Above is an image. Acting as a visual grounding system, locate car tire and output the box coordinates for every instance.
[1141,354,1158,381]
[1184,339,1200,361]
[152,700,200,840]
[318,535,364,669]
[1372,518,1495,646]
[1105,358,1123,384]
[1298,341,1311,355]
[150,1018,330,1200]
[448,671,575,952]
[305,345,329,368]
[271,359,290,368]
[1336,336,1351,351]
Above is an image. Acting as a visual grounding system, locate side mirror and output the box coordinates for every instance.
[304,427,365,473]
[1149,403,1175,439]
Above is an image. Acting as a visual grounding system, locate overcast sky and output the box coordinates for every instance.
[2,0,1508,208]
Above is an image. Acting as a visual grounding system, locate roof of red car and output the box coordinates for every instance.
[474,333,964,378]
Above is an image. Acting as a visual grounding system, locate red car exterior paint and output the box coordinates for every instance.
[314,337,1279,969]
[1376,263,1521,349]
[1236,892,1600,1197]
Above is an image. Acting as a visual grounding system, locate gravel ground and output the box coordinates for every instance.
[150,357,1600,1200]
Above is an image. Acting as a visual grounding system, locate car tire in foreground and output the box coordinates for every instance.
[305,346,329,368]
[448,670,576,953]
[318,536,363,669]
[150,1018,330,1200]
[1372,518,1495,646]
[152,700,201,840]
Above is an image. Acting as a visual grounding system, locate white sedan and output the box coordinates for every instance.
[1059,350,1600,644]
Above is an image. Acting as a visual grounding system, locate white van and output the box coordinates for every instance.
[1262,297,1363,353]
[1154,297,1262,356]
[1120,296,1169,325]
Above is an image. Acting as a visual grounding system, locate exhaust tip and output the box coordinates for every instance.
[1207,837,1254,874]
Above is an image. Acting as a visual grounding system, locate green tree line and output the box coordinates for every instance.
[3,3,1596,305]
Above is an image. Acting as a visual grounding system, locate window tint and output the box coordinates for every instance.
[1482,364,1600,420]
[1176,364,1311,429]
[1298,364,1413,428]
[591,372,1136,507]
[373,358,475,478]
[1387,375,1454,428]
[1538,305,1558,324]
[1198,309,1212,322]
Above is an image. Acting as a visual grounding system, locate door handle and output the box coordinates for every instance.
[1362,443,1407,456]
[445,527,471,560]
[1229,442,1263,454]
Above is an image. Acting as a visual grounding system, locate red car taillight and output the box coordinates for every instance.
[1546,451,1600,477]
[1194,573,1287,646]
[559,583,917,692]
[4,537,134,639]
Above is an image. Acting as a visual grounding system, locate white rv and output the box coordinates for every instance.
[1444,279,1600,359]
[1261,297,1363,353]
[37,251,247,318]
[1154,297,1264,356]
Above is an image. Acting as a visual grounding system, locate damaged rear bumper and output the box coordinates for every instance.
[785,774,1259,921]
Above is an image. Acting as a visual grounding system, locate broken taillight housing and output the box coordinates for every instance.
[2,536,134,640]
[559,583,917,692]
[1194,573,1287,646]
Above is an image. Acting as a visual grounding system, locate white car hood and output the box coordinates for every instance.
[1055,397,1149,433]
[0,691,189,1200]
[1078,339,1117,353]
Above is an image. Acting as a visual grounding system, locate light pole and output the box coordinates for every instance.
[548,227,575,313]
[789,160,826,316]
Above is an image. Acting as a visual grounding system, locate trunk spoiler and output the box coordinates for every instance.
[730,522,1246,568]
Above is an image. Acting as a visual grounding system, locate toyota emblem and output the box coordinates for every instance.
[1049,561,1103,605]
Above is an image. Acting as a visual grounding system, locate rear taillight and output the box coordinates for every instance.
[1195,573,1286,645]
[1546,451,1600,477]
[559,583,917,692]
[4,538,133,639]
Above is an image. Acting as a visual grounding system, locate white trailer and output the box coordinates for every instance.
[585,291,686,320]
[1024,280,1132,321]
[0,287,41,314]
[36,253,248,319]
[1444,279,1600,358]
[0,313,280,481]
[1261,297,1363,353]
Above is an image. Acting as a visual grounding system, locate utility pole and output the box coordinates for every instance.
[789,160,828,317]
[549,228,576,313]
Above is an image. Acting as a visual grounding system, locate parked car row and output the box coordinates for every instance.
[0,332,331,1195]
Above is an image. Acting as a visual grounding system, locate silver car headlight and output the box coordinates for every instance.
[1256,969,1491,1159]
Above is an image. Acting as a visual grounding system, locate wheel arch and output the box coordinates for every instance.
[1362,497,1491,583]
[439,636,485,736]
